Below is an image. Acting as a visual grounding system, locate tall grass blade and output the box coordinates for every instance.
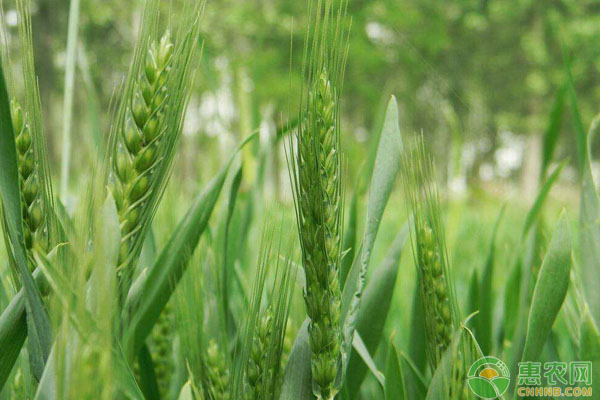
[351,332,384,389]
[473,206,503,355]
[579,310,600,394]
[122,136,254,359]
[0,287,26,389]
[340,188,358,286]
[138,344,160,400]
[280,320,313,400]
[384,343,406,400]
[580,115,600,326]
[563,44,586,176]
[346,223,408,394]
[520,211,571,363]
[59,0,80,199]
[341,96,403,382]
[541,84,566,179]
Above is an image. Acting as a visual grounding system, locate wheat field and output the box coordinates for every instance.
[0,0,597,399]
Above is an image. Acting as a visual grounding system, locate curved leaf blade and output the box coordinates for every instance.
[384,344,406,400]
[580,115,600,326]
[341,95,403,381]
[346,223,408,393]
[121,134,255,359]
[521,212,571,363]
[279,320,313,400]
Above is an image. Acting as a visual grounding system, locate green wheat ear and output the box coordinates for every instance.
[287,1,349,398]
[206,339,231,400]
[401,137,461,371]
[11,100,46,268]
[247,306,274,399]
[300,69,343,400]
[113,31,173,275]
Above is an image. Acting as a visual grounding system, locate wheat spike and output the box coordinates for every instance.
[113,32,173,278]
[11,100,46,268]
[402,137,460,371]
[206,339,231,400]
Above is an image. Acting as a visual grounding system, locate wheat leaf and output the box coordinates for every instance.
[346,222,408,393]
[340,95,403,382]
[521,211,571,363]
[122,134,255,359]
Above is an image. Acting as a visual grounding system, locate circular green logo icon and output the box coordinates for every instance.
[467,356,510,399]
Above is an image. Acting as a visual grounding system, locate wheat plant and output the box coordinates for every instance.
[402,138,460,370]
[0,0,586,399]
[287,1,349,398]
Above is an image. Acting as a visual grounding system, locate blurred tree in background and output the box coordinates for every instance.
[4,0,600,193]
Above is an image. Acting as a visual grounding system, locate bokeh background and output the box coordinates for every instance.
[3,0,594,315]
[2,0,598,199]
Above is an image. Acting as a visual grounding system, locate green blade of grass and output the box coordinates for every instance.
[77,43,103,160]
[502,256,522,345]
[0,285,26,388]
[341,95,403,381]
[408,281,426,374]
[122,135,255,359]
[503,162,564,348]
[478,206,504,355]
[520,211,572,363]
[59,0,80,199]
[398,350,428,399]
[579,310,600,393]
[351,332,385,389]
[466,269,480,333]
[522,162,564,237]
[0,268,48,391]
[279,320,313,400]
[346,223,408,394]
[340,188,358,286]
[384,344,406,400]
[122,167,229,357]
[138,344,160,400]
[221,159,243,336]
[563,43,586,177]
[541,84,566,179]
[580,116,600,326]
